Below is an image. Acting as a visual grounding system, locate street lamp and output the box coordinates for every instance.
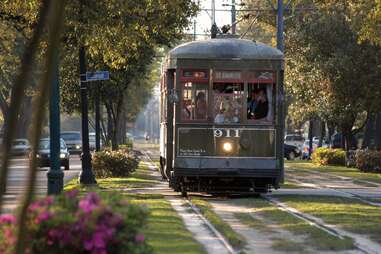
[78,47,96,185]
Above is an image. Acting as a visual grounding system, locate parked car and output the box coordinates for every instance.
[61,131,82,154]
[331,133,357,149]
[284,143,301,160]
[11,139,30,156]
[89,132,103,151]
[284,134,304,149]
[36,138,70,170]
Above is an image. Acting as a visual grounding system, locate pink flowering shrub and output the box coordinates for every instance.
[0,190,152,254]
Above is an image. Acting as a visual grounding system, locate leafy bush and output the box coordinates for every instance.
[312,147,346,166]
[92,150,139,178]
[0,191,152,254]
[356,150,381,173]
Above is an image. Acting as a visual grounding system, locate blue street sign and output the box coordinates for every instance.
[86,71,109,81]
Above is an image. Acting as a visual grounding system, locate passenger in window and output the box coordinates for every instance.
[253,89,268,120]
[214,108,225,124]
[182,101,191,120]
[247,90,258,119]
[195,92,207,119]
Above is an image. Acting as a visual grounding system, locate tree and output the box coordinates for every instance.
[1,0,198,148]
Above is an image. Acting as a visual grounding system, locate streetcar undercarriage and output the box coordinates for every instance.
[169,174,279,195]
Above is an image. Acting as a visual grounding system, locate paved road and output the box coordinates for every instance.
[2,156,81,213]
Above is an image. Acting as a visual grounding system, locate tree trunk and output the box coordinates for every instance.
[16,96,33,138]
[375,112,381,150]
[327,121,335,145]
[318,121,325,147]
[362,114,375,149]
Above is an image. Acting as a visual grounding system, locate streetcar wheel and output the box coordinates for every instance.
[180,183,187,197]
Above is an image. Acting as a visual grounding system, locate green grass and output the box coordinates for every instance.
[64,162,206,254]
[190,198,246,249]
[286,161,381,185]
[235,213,274,233]
[129,193,207,254]
[280,181,306,189]
[233,198,355,252]
[271,238,307,253]
[279,195,381,243]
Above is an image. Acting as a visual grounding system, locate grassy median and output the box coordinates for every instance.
[279,195,381,243]
[64,161,206,254]
[234,198,355,252]
[286,161,381,185]
[189,198,246,250]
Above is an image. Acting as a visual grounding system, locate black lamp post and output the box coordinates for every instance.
[78,46,96,184]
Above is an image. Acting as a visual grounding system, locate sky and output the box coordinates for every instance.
[185,0,243,40]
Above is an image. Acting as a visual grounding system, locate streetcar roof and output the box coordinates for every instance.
[168,38,284,61]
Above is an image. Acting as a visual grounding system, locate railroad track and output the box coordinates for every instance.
[262,195,379,254]
[141,150,239,254]
[286,171,381,207]
[142,150,380,254]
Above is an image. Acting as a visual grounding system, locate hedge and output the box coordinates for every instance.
[356,150,381,173]
[92,150,139,178]
[311,147,346,166]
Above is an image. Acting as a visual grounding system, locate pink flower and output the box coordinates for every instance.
[36,211,52,223]
[79,192,101,213]
[65,189,79,198]
[135,233,145,243]
[44,196,54,205]
[0,214,16,224]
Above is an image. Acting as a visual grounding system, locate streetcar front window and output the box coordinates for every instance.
[247,83,274,122]
[212,83,244,124]
[182,82,208,121]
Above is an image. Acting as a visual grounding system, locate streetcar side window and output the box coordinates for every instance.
[212,83,244,124]
[181,82,208,121]
[247,83,274,122]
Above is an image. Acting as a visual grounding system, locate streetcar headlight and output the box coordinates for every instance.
[75,145,81,150]
[223,142,233,152]
[60,153,66,159]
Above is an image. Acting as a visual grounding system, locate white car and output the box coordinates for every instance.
[284,134,304,150]
[11,139,31,156]
[89,132,103,151]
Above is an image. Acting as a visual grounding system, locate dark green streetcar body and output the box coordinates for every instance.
[160,38,285,195]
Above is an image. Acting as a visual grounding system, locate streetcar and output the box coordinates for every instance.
[159,37,284,195]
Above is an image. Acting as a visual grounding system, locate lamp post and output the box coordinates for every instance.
[78,47,96,184]
[95,83,101,152]
[47,51,64,194]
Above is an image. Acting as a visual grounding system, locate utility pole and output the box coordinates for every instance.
[276,0,284,52]
[231,0,236,34]
[193,20,196,41]
[211,0,218,38]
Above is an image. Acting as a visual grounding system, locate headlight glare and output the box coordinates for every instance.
[60,153,66,159]
[223,142,233,152]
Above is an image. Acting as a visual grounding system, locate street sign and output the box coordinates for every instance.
[86,71,109,81]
